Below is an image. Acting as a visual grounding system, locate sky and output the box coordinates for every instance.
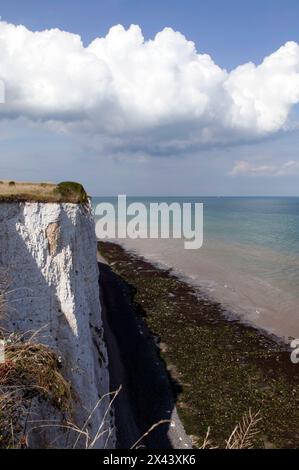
[0,0,299,195]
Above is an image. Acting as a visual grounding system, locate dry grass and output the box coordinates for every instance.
[0,264,115,449]
[130,420,171,449]
[27,386,121,449]
[0,337,71,408]
[0,267,72,448]
[0,181,88,203]
[225,409,262,449]
[200,409,262,449]
[28,388,171,450]
[0,332,71,448]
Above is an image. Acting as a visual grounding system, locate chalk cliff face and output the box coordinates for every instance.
[0,201,113,448]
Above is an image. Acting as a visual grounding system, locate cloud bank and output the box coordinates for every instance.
[0,21,299,155]
[230,159,299,177]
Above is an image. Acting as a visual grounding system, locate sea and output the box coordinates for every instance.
[93,197,299,341]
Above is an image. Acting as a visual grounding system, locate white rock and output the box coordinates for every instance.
[0,201,114,448]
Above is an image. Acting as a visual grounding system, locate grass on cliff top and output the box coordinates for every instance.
[0,181,88,203]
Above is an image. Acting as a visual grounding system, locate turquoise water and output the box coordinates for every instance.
[202,197,299,255]
[93,197,299,338]
[199,197,299,296]
[93,196,299,248]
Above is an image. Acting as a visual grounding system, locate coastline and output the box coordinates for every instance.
[111,237,299,342]
[99,241,299,449]
[98,252,192,449]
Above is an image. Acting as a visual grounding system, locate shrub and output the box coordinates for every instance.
[55,182,88,203]
[8,181,15,186]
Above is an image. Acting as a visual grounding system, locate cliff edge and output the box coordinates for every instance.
[0,197,114,448]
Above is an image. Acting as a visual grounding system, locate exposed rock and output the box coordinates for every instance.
[46,222,60,256]
[0,201,114,448]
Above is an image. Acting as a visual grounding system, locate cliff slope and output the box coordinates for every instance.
[0,201,113,448]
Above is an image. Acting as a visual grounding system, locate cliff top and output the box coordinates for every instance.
[0,181,88,203]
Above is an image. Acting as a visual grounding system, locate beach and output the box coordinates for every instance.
[98,252,192,449]
[99,241,299,449]
[93,197,299,341]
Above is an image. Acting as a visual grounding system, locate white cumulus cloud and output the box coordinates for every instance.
[0,21,299,155]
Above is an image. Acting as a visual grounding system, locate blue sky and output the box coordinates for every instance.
[0,0,299,195]
[2,0,299,69]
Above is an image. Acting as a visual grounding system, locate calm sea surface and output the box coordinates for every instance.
[93,197,299,340]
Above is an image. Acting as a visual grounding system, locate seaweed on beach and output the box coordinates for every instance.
[99,241,299,449]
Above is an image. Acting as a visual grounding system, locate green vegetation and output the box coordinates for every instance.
[0,181,88,203]
[54,181,88,204]
[99,241,299,449]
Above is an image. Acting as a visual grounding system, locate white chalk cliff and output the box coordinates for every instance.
[0,201,114,448]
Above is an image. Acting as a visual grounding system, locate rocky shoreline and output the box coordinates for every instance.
[98,252,192,449]
[99,241,299,449]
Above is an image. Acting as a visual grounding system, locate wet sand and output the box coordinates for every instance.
[117,238,299,341]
